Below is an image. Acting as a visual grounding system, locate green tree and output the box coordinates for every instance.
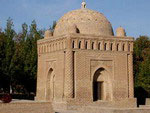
[23,20,43,93]
[10,23,28,93]
[0,31,7,92]
[134,36,150,96]
[3,18,16,93]
[136,48,150,93]
[50,21,57,34]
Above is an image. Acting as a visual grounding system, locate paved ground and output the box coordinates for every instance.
[0,101,54,113]
[1,100,150,113]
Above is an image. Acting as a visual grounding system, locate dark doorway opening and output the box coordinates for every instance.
[135,87,148,107]
[93,81,103,101]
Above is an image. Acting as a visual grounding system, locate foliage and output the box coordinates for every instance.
[0,18,15,93]
[0,19,45,94]
[134,36,150,96]
[50,21,56,32]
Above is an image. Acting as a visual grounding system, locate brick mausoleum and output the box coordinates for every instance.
[1,2,150,113]
[35,2,148,113]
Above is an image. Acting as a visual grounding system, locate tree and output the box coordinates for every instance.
[134,36,150,97]
[10,23,28,93]
[50,21,57,33]
[23,20,43,93]
[0,31,7,93]
[3,18,16,93]
[0,19,46,95]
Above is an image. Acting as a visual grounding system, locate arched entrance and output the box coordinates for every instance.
[46,68,55,101]
[93,68,111,101]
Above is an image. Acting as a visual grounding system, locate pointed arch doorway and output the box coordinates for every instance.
[93,68,111,101]
[46,68,55,101]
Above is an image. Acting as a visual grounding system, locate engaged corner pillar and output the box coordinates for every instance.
[128,53,134,98]
[64,37,74,99]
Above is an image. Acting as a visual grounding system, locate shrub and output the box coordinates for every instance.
[1,94,12,103]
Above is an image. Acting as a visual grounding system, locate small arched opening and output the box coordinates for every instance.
[98,42,101,50]
[44,46,46,53]
[55,43,57,50]
[79,41,81,49]
[92,42,94,50]
[110,43,113,51]
[128,44,131,52]
[117,43,119,51]
[122,44,125,51]
[61,42,64,49]
[104,43,107,51]
[72,41,75,49]
[42,46,44,53]
[85,41,88,49]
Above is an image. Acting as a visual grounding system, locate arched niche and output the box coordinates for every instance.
[46,68,55,101]
[93,68,112,101]
[72,40,75,49]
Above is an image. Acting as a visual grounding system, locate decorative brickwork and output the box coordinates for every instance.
[64,50,74,98]
[36,2,136,112]
[128,54,134,98]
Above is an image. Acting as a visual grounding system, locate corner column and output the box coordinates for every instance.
[64,37,74,99]
[128,53,134,98]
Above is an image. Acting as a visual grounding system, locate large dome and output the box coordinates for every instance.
[54,7,114,36]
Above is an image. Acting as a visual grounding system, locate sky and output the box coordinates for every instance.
[0,0,150,38]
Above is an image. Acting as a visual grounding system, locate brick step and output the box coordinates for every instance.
[139,105,150,108]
